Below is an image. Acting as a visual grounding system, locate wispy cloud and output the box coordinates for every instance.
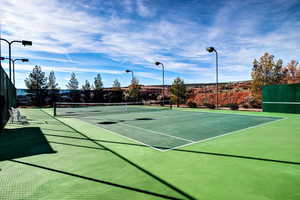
[1,63,123,74]
[1,0,299,88]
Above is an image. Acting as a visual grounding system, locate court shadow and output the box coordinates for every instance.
[135,118,155,121]
[46,133,299,166]
[94,140,300,165]
[10,159,183,200]
[48,141,106,151]
[0,127,56,161]
[42,111,196,200]
[97,118,155,125]
[98,121,117,125]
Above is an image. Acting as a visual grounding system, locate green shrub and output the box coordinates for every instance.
[228,103,239,110]
[187,101,197,108]
[204,103,216,109]
[242,103,250,108]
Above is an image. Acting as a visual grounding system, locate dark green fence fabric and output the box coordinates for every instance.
[0,65,16,130]
[262,84,300,114]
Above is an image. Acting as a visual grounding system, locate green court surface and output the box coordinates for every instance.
[69,108,282,150]
[1,108,300,200]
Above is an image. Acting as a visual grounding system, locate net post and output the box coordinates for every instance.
[124,102,128,112]
[53,102,56,116]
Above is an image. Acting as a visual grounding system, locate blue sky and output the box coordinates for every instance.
[0,0,299,89]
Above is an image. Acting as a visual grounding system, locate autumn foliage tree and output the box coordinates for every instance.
[283,60,300,83]
[251,53,285,98]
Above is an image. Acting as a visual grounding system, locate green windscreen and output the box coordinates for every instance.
[262,84,300,114]
[0,64,16,130]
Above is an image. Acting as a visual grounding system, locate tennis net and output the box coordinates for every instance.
[53,101,172,117]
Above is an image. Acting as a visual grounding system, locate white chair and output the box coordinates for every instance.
[9,108,28,125]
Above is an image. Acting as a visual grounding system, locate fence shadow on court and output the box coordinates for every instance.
[43,132,300,166]
[0,127,56,161]
[41,109,197,200]
[9,159,183,200]
[96,139,300,165]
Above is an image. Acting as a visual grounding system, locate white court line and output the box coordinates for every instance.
[70,110,286,152]
[119,122,193,142]
[57,115,166,152]
[82,120,168,152]
[79,115,194,151]
[263,102,300,104]
[164,117,288,152]
[81,111,207,121]
[173,108,283,118]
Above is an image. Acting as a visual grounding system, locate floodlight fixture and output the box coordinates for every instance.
[206,46,219,109]
[154,61,165,106]
[12,58,30,85]
[0,37,32,82]
[21,40,32,46]
[21,58,29,62]
[125,69,134,81]
[206,47,216,53]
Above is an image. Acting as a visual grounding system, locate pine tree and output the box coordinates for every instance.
[24,65,47,89]
[82,80,91,90]
[94,73,103,90]
[127,77,140,101]
[112,79,121,89]
[47,71,59,89]
[170,77,186,107]
[66,73,79,89]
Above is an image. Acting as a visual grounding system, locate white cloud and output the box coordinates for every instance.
[1,63,123,74]
[123,0,134,13]
[1,0,300,88]
[136,0,153,17]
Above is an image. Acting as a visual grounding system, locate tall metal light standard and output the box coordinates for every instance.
[155,61,165,106]
[0,38,32,80]
[125,69,134,81]
[206,47,219,109]
[12,58,29,85]
[0,57,29,85]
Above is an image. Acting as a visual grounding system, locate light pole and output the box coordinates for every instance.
[12,58,29,85]
[155,61,165,106]
[125,69,134,81]
[0,57,29,85]
[0,38,32,80]
[206,46,219,109]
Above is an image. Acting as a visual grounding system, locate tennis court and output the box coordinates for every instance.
[2,107,300,200]
[54,103,282,151]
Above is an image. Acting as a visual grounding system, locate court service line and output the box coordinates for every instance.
[80,115,194,143]
[83,120,168,152]
[119,122,194,143]
[52,114,167,152]
[164,117,288,152]
[76,115,173,152]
